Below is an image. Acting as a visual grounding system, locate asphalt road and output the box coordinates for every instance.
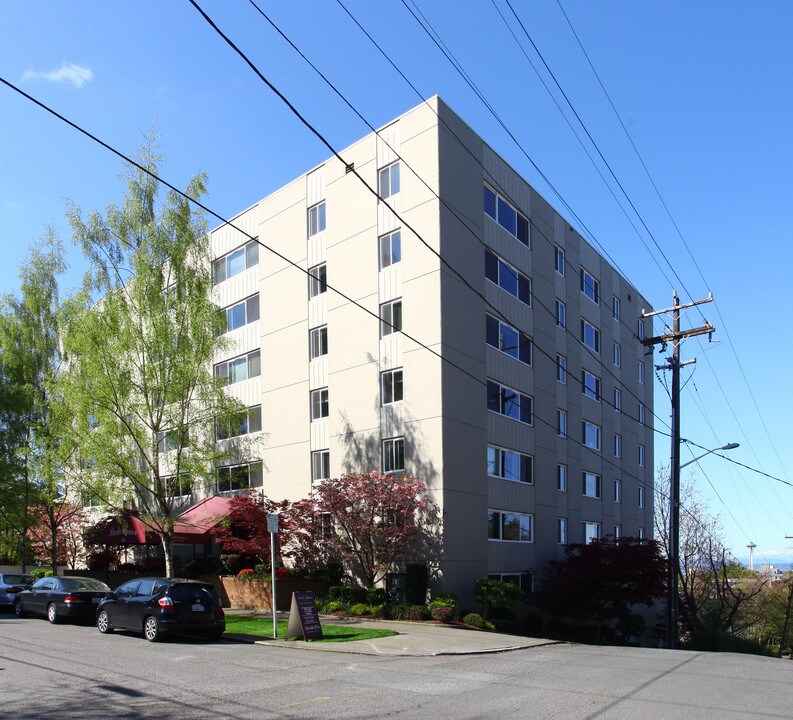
[2,613,792,719]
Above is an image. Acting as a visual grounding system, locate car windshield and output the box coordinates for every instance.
[3,575,31,585]
[169,584,218,603]
[60,578,110,592]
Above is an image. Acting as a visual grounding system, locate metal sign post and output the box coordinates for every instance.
[266,513,279,639]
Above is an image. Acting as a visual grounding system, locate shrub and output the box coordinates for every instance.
[322,600,347,614]
[473,578,522,618]
[386,603,411,621]
[275,567,289,580]
[30,567,53,579]
[428,592,458,611]
[327,585,368,605]
[369,604,386,618]
[349,603,371,616]
[685,632,771,656]
[405,564,429,605]
[367,588,386,605]
[408,604,431,621]
[237,568,255,578]
[431,606,454,623]
[462,612,495,630]
[254,563,269,578]
[220,553,242,575]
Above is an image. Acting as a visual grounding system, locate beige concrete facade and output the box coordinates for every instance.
[207,97,654,601]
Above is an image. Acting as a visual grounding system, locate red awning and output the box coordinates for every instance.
[173,495,233,544]
[92,512,159,546]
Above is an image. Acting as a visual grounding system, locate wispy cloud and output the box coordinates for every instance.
[21,62,93,89]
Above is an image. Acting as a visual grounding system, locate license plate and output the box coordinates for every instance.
[192,603,203,612]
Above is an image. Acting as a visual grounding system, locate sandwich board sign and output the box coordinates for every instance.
[284,590,323,641]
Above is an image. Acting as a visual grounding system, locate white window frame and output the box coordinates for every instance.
[308,263,327,299]
[557,463,567,492]
[380,299,402,337]
[558,517,567,544]
[379,229,402,269]
[555,245,565,275]
[614,387,622,412]
[612,296,620,321]
[581,319,600,353]
[583,421,601,451]
[638,527,646,540]
[309,325,328,360]
[487,445,533,484]
[557,409,567,437]
[487,380,533,424]
[488,510,533,543]
[310,388,329,421]
[224,294,260,333]
[639,444,645,467]
[557,355,567,384]
[614,524,622,539]
[613,342,621,367]
[584,521,601,544]
[556,300,566,328]
[217,462,263,493]
[638,361,645,384]
[580,268,599,304]
[614,479,622,503]
[582,370,600,401]
[381,368,403,405]
[639,403,645,424]
[639,486,646,508]
[383,437,405,473]
[214,349,261,385]
[378,162,400,200]
[486,314,532,366]
[308,201,326,236]
[213,240,259,285]
[614,433,622,458]
[583,471,601,498]
[311,450,330,483]
[216,405,262,440]
[638,318,645,340]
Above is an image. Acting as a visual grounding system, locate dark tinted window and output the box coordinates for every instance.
[116,580,141,598]
[136,580,156,596]
[3,574,30,585]
[33,578,55,590]
[169,584,218,603]
[61,578,109,591]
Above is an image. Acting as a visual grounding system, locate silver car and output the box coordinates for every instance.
[0,573,34,609]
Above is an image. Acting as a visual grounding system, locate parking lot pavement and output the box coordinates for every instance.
[224,610,559,656]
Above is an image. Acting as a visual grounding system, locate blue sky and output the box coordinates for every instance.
[2,1,792,564]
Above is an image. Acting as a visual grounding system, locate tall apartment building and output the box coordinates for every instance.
[207,97,653,600]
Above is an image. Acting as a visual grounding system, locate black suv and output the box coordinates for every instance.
[96,578,225,642]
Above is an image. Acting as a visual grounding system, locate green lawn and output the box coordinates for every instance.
[224,615,398,643]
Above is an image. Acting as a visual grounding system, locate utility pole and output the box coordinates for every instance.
[642,290,714,649]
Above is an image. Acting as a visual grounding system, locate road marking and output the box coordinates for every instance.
[281,696,331,708]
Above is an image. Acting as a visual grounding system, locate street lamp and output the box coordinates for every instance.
[667,441,739,649]
[679,442,740,470]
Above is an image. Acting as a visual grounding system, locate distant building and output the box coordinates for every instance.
[196,96,653,599]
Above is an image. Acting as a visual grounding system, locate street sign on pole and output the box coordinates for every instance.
[267,513,279,638]
[266,513,279,533]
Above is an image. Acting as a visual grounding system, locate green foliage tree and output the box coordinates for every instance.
[0,230,69,572]
[473,577,523,619]
[535,536,667,644]
[58,138,246,576]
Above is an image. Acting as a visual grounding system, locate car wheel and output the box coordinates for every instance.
[47,603,59,624]
[14,600,25,618]
[96,609,113,634]
[143,616,161,642]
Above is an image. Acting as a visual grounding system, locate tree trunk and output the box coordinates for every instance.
[49,507,58,575]
[21,450,30,573]
[161,531,175,578]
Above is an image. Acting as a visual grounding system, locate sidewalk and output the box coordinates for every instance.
[224,609,560,657]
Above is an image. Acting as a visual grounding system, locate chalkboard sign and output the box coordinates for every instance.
[285,590,323,640]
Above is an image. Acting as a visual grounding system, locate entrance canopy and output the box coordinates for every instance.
[91,511,159,546]
[174,495,233,544]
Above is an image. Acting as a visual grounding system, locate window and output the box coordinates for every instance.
[311,450,330,482]
[378,162,400,199]
[614,525,622,539]
[582,370,600,401]
[584,522,601,544]
[381,368,403,405]
[638,318,645,340]
[581,319,600,353]
[639,486,645,508]
[488,572,533,595]
[213,241,259,285]
[557,355,567,384]
[487,446,532,484]
[214,350,261,385]
[583,472,601,498]
[557,464,567,492]
[216,405,262,440]
[488,510,533,542]
[164,474,191,499]
[383,437,405,473]
[310,388,329,421]
[308,263,327,299]
[613,343,621,367]
[485,249,531,305]
[557,409,567,437]
[486,315,532,365]
[638,527,646,540]
[217,462,263,493]
[614,479,622,503]
[614,388,622,412]
[638,361,645,384]
[308,202,326,236]
[309,326,328,360]
[224,294,260,333]
[483,185,529,246]
[583,421,601,450]
[612,296,620,321]
[614,433,622,458]
[380,230,401,269]
[380,299,402,336]
[580,268,599,304]
[556,300,566,328]
[638,403,645,424]
[555,245,565,275]
[157,427,187,453]
[487,380,532,424]
[639,444,645,467]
